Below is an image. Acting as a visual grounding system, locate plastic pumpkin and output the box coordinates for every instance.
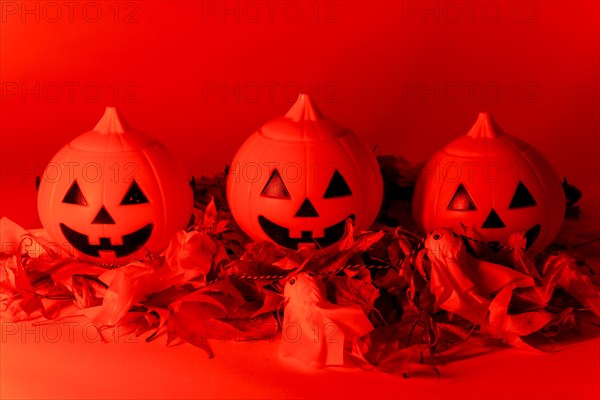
[226,94,383,249]
[412,112,565,251]
[37,107,193,264]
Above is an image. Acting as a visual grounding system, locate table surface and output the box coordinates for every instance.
[1,314,599,400]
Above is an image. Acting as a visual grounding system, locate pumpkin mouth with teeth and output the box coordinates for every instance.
[60,223,153,258]
[524,224,541,249]
[462,223,541,253]
[258,215,355,250]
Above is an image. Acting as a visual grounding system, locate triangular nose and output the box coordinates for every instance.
[481,208,506,229]
[294,198,319,218]
[92,206,116,224]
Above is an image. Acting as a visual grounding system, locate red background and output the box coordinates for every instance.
[1,1,599,398]
[1,0,599,228]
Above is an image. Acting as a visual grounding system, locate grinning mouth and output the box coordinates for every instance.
[258,215,355,250]
[459,223,542,254]
[525,224,541,250]
[59,223,153,258]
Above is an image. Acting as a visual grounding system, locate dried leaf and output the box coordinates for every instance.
[71,275,107,308]
[506,231,541,279]
[485,285,554,349]
[164,230,217,282]
[328,276,380,315]
[545,252,600,316]
[352,323,437,377]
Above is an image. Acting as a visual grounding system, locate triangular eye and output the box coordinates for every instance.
[324,170,352,198]
[62,180,88,206]
[121,181,149,205]
[509,181,537,209]
[447,183,476,211]
[261,170,291,199]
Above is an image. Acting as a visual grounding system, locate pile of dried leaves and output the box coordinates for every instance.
[1,156,598,376]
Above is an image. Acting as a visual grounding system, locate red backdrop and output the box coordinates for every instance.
[1,0,599,229]
[1,2,599,399]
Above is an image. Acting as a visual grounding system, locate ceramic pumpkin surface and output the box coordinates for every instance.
[226,94,383,249]
[412,112,565,251]
[37,107,193,264]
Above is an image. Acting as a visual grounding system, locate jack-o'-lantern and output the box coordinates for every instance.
[413,112,565,251]
[37,107,193,264]
[226,94,383,249]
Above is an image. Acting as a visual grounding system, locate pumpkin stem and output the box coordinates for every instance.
[285,93,324,122]
[467,112,505,139]
[94,106,128,134]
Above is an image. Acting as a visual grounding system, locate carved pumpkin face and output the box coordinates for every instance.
[37,107,193,264]
[226,94,383,249]
[413,112,565,251]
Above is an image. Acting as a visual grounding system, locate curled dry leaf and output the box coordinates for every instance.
[327,275,380,315]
